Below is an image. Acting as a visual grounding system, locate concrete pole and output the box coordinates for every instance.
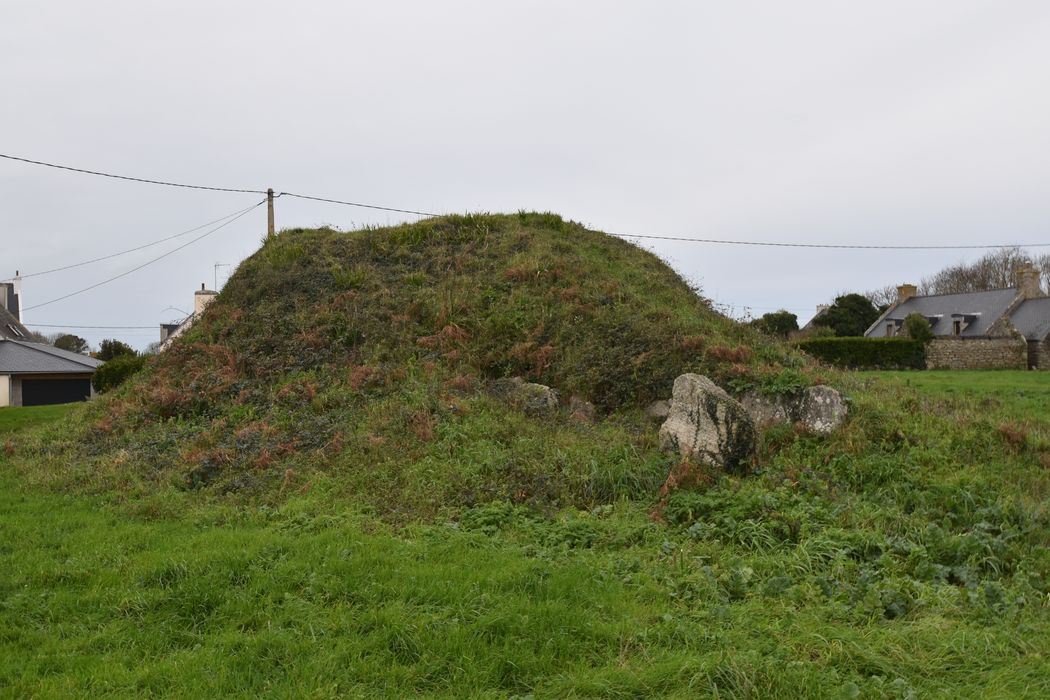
[267,188,276,238]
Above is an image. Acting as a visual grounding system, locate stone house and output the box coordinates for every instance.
[864,265,1050,369]
[159,283,218,351]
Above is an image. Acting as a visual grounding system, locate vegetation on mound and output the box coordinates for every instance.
[4,215,1049,694]
[3,372,1050,695]
[24,212,814,511]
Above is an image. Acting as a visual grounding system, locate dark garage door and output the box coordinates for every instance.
[21,378,92,406]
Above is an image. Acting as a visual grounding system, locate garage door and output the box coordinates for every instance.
[21,378,92,406]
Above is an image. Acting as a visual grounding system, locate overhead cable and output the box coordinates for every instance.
[0,153,266,194]
[278,191,438,217]
[23,199,266,312]
[13,203,262,280]
[610,232,1050,250]
[4,151,1048,249]
[24,323,161,330]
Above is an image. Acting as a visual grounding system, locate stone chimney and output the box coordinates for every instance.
[1014,264,1042,299]
[194,283,218,315]
[0,274,21,320]
[896,284,917,305]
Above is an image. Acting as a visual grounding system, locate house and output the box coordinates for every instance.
[864,264,1050,369]
[159,283,217,350]
[0,282,102,406]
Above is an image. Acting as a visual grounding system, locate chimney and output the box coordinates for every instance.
[0,276,19,321]
[1015,264,1042,299]
[194,283,218,315]
[896,284,917,305]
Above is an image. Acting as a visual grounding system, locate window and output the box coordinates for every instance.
[952,320,962,336]
[6,324,23,338]
[886,323,895,337]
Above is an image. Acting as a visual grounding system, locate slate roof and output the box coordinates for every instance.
[0,306,32,340]
[865,288,1021,338]
[0,339,103,374]
[1008,297,1050,340]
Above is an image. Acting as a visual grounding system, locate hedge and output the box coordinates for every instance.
[92,354,149,393]
[796,337,925,370]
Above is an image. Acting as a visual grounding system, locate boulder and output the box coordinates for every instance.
[739,392,794,428]
[492,377,560,416]
[739,385,848,435]
[797,386,848,435]
[658,374,755,473]
[645,399,670,422]
[569,395,596,423]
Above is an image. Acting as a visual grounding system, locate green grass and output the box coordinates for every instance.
[0,403,77,434]
[2,213,1050,696]
[1,470,1046,698]
[872,370,1050,423]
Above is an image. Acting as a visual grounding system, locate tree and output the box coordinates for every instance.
[98,338,137,361]
[921,247,1049,295]
[812,294,879,337]
[752,310,798,338]
[863,285,898,313]
[903,313,934,343]
[52,334,89,354]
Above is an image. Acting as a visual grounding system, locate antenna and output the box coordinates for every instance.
[214,262,231,291]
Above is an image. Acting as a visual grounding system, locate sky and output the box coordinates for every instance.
[3,1,1050,350]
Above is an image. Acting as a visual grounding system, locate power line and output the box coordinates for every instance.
[0,153,266,194]
[0,152,437,217]
[5,150,1048,249]
[24,323,159,329]
[611,232,1050,250]
[23,199,265,312]
[278,191,438,217]
[10,203,262,280]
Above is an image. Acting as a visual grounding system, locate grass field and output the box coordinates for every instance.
[0,403,76,434]
[871,370,1050,424]
[2,219,1049,697]
[2,370,1050,697]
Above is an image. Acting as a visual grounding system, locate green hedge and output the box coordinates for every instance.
[92,354,149,393]
[796,337,925,369]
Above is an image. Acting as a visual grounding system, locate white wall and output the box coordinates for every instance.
[0,375,10,407]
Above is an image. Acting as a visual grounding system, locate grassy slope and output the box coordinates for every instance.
[0,403,76,434]
[2,213,1050,696]
[14,213,806,518]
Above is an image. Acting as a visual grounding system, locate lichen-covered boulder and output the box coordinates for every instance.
[739,392,795,428]
[739,386,848,435]
[797,386,848,435]
[658,374,755,473]
[492,377,560,416]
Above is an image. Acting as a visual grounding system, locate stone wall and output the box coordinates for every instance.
[926,337,1027,370]
[1028,338,1050,370]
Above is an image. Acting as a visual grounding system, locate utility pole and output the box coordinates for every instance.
[267,188,275,238]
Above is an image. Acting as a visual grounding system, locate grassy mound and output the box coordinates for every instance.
[38,212,808,515]
[3,211,1049,695]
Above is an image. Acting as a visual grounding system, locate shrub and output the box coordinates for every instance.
[811,294,879,337]
[92,354,148,393]
[752,310,798,338]
[98,338,137,361]
[797,337,925,369]
[903,312,934,343]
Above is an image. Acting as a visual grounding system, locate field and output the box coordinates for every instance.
[3,217,1050,697]
[0,403,76,434]
[871,370,1050,423]
[2,370,1049,697]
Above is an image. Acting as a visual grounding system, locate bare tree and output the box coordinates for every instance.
[919,247,1047,295]
[863,285,899,310]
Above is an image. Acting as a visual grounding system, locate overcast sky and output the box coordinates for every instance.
[4,1,1050,349]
